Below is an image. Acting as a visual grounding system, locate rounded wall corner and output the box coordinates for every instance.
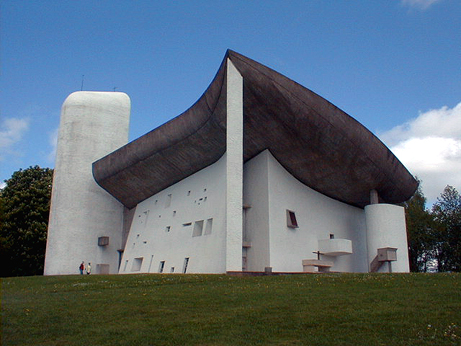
[63,91,131,109]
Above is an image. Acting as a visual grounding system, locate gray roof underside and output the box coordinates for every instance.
[92,50,418,209]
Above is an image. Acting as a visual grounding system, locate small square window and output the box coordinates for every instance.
[98,236,109,246]
[286,210,299,228]
[132,257,143,272]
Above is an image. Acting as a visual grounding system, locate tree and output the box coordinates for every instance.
[403,182,437,272]
[0,166,53,277]
[432,185,461,272]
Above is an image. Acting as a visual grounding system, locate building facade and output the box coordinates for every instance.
[44,51,417,275]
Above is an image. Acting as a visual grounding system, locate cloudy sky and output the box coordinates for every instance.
[1,0,459,206]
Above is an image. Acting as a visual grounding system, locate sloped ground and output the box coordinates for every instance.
[2,273,460,345]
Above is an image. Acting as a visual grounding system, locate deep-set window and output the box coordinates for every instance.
[286,210,299,228]
[192,220,204,237]
[158,261,165,273]
[132,257,143,271]
[183,257,190,273]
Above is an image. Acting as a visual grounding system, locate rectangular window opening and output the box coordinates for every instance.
[131,257,143,272]
[183,257,189,273]
[170,267,175,273]
[192,220,204,237]
[142,210,149,227]
[148,255,154,273]
[158,261,165,273]
[286,210,299,228]
[204,218,213,235]
[165,194,172,208]
[98,236,109,246]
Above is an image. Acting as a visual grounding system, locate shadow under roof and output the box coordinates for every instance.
[93,50,418,209]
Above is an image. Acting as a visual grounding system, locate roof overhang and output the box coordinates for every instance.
[93,50,418,209]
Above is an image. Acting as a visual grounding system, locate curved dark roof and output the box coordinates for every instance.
[93,50,417,209]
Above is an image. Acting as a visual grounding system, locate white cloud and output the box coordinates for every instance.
[379,103,461,203]
[401,0,441,10]
[381,103,461,146]
[0,117,30,160]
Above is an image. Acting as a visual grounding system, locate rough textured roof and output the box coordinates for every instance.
[93,50,418,209]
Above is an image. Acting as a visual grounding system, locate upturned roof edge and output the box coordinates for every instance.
[92,50,417,209]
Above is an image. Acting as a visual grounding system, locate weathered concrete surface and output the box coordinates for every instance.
[45,91,130,275]
[93,50,417,209]
[225,59,243,272]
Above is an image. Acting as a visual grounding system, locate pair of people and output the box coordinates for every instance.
[79,261,91,275]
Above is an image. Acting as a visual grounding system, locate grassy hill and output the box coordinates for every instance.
[2,273,460,345]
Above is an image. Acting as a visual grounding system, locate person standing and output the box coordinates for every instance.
[79,261,85,275]
[86,262,92,275]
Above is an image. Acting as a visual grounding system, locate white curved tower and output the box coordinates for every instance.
[365,204,410,273]
[44,91,130,275]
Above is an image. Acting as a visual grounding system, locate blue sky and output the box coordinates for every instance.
[1,0,460,204]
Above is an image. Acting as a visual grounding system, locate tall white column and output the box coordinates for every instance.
[44,92,130,275]
[226,59,244,272]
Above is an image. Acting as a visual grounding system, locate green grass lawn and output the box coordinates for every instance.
[1,273,460,345]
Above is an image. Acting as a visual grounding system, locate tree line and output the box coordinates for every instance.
[404,182,461,272]
[0,167,460,276]
[0,166,53,277]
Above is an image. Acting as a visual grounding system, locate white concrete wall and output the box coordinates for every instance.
[225,59,244,272]
[44,91,130,275]
[120,154,228,274]
[244,150,369,273]
[243,151,270,271]
[365,204,410,273]
[120,150,409,274]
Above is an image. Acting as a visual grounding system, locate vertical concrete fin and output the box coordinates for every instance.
[226,59,244,272]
